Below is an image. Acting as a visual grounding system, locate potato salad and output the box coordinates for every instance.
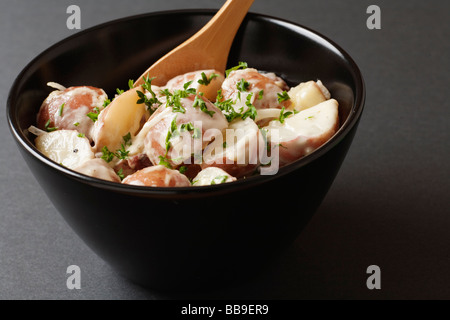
[30,63,339,187]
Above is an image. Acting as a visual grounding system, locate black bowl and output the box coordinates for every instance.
[7,10,365,291]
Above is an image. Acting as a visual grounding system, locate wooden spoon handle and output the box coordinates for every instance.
[135,0,254,86]
[193,0,255,60]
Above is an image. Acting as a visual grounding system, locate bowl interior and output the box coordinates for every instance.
[8,10,364,193]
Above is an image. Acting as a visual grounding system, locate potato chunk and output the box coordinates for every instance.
[267,99,339,166]
[35,130,94,170]
[202,117,263,178]
[37,86,107,141]
[192,167,237,186]
[288,80,330,111]
[165,69,225,102]
[93,87,147,152]
[122,165,191,187]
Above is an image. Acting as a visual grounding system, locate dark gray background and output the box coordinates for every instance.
[1,0,448,299]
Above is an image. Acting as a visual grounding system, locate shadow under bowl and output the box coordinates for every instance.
[7,10,365,291]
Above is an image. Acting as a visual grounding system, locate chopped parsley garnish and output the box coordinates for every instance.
[117,168,125,181]
[216,89,224,102]
[128,79,135,90]
[179,122,193,132]
[123,132,132,147]
[101,133,132,163]
[223,142,227,149]
[158,155,172,169]
[77,133,85,138]
[192,95,215,117]
[183,81,196,95]
[226,61,248,77]
[193,127,201,139]
[116,88,125,96]
[137,76,161,114]
[165,118,178,153]
[278,107,293,124]
[277,91,291,103]
[211,176,228,185]
[115,145,129,160]
[44,120,58,132]
[87,107,100,123]
[198,72,218,86]
[215,98,240,122]
[142,76,156,93]
[74,122,80,127]
[101,146,115,163]
[258,90,264,100]
[160,89,172,97]
[215,94,258,123]
[237,79,250,92]
[179,166,187,174]
[102,99,111,108]
[58,103,65,117]
[241,93,258,121]
[166,91,187,114]
[180,122,201,139]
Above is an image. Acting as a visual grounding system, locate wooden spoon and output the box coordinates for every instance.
[134,0,255,87]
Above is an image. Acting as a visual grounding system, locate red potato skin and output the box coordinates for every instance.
[144,110,172,165]
[221,69,291,110]
[164,70,225,102]
[144,94,228,168]
[37,86,107,140]
[122,166,191,187]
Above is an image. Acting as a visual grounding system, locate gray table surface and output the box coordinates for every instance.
[1,0,449,300]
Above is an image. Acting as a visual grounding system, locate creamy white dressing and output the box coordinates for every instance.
[203,117,260,164]
[141,96,228,166]
[165,69,215,91]
[223,68,285,110]
[37,68,338,185]
[128,106,173,156]
[49,87,107,140]
[192,167,236,186]
[176,97,228,131]
[56,104,92,135]
[35,130,94,170]
[74,158,120,182]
